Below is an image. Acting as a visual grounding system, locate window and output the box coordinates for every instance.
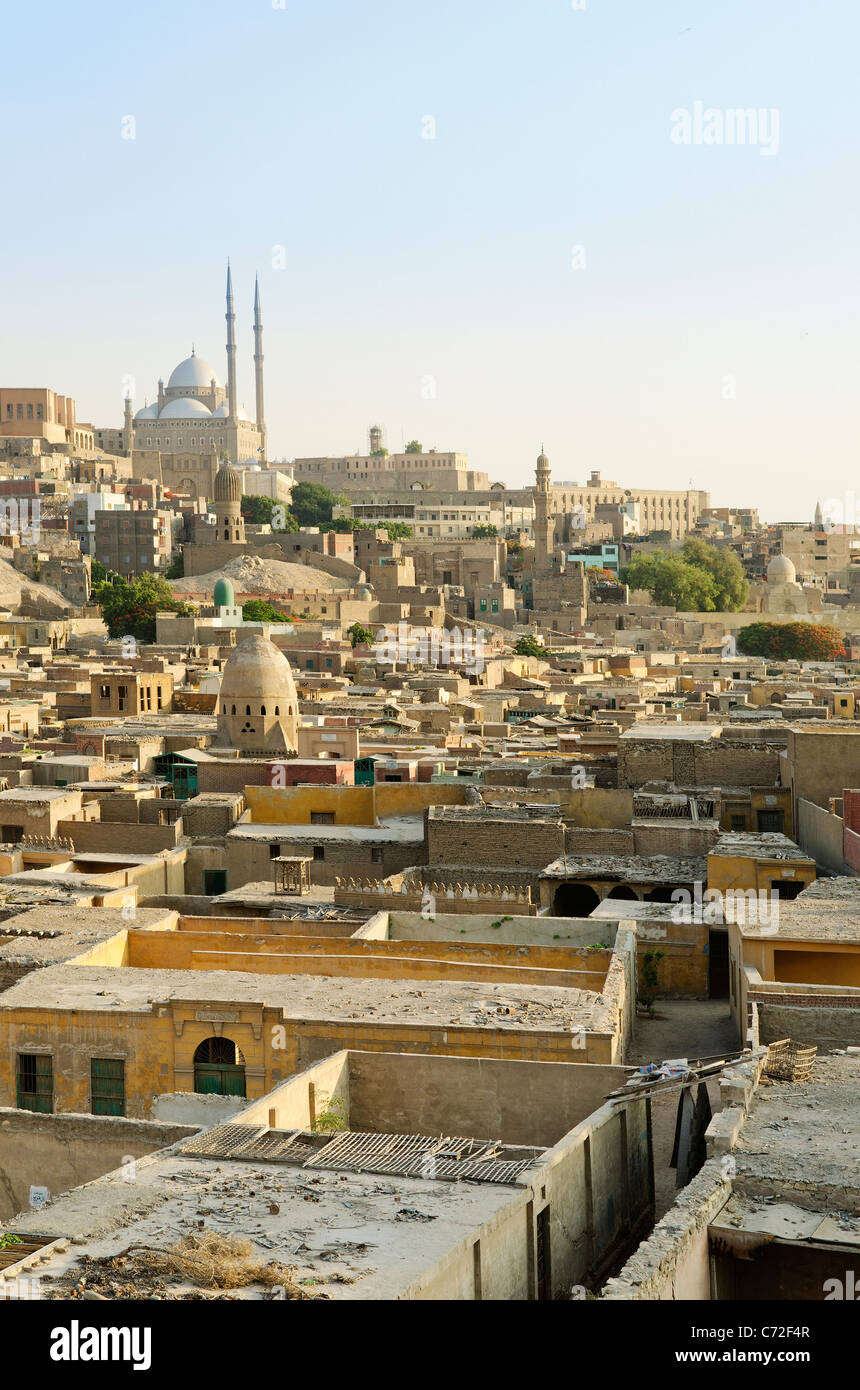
[312,844,325,860]
[730,813,747,831]
[117,684,127,711]
[17,1053,53,1113]
[26,404,33,420]
[310,812,335,825]
[269,842,281,859]
[2,824,23,843]
[91,1058,125,1116]
[371,847,383,863]
[99,683,110,700]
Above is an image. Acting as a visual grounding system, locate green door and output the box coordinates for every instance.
[91,1058,126,1116]
[193,1064,246,1096]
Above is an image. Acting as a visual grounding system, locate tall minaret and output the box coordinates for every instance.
[225,259,238,423]
[123,394,134,458]
[253,274,267,462]
[534,444,553,571]
[814,499,823,529]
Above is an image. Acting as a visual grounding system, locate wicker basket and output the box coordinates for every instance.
[764,1038,817,1082]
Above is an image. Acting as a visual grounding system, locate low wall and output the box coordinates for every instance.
[0,1108,197,1223]
[796,796,845,873]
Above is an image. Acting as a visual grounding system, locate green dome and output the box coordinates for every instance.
[214,576,235,608]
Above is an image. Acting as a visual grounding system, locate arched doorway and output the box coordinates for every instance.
[644,885,676,903]
[606,884,638,900]
[553,882,600,917]
[193,1037,246,1096]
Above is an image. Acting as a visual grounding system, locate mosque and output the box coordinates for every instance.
[101,264,267,495]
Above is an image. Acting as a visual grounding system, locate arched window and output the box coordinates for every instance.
[274,705,279,715]
[246,705,251,716]
[231,704,236,715]
[193,1037,246,1096]
[260,705,266,715]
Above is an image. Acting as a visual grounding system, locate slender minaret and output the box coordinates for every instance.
[123,394,134,458]
[225,259,238,422]
[534,444,553,571]
[814,499,823,529]
[253,274,267,461]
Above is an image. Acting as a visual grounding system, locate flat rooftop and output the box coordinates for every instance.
[541,853,707,883]
[0,964,612,1032]
[711,831,813,862]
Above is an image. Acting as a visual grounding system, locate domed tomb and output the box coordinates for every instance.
[216,632,298,754]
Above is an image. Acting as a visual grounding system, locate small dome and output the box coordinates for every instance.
[160,397,213,419]
[767,553,797,585]
[219,632,298,703]
[214,462,242,503]
[134,402,159,421]
[536,446,550,468]
[214,576,235,608]
[212,402,230,417]
[167,353,221,390]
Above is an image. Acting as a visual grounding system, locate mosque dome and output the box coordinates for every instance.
[219,633,298,705]
[767,553,797,586]
[214,461,242,503]
[159,397,213,419]
[212,403,230,418]
[536,446,550,468]
[214,576,235,608]
[134,402,159,421]
[167,353,222,390]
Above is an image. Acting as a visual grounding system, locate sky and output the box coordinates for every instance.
[2,0,858,522]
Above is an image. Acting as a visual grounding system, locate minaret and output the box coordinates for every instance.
[253,274,267,462]
[225,260,238,423]
[814,499,823,529]
[123,394,134,458]
[534,444,553,571]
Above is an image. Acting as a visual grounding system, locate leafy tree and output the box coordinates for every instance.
[97,573,191,644]
[471,524,498,538]
[622,551,718,611]
[241,495,298,532]
[347,621,375,648]
[164,552,185,580]
[370,447,388,457]
[737,622,846,661]
[289,482,339,527]
[90,559,109,587]
[241,494,276,525]
[404,440,423,454]
[242,599,291,624]
[681,538,748,611]
[623,541,748,613]
[514,634,549,658]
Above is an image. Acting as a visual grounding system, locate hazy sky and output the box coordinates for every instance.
[2,0,858,520]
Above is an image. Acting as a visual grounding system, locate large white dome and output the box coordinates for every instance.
[167,353,222,390]
[767,553,797,586]
[134,402,159,421]
[159,397,213,419]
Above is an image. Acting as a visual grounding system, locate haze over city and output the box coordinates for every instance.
[3,0,859,518]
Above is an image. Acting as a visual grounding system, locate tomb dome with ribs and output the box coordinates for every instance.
[214,461,242,503]
[216,632,298,754]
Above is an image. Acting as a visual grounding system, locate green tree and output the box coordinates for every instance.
[289,482,339,527]
[97,573,191,644]
[681,538,748,611]
[347,621,375,648]
[622,551,718,611]
[242,599,291,624]
[514,634,549,658]
[241,494,276,525]
[471,524,498,538]
[370,447,388,458]
[90,559,109,587]
[404,440,423,454]
[164,552,185,580]
[737,622,846,661]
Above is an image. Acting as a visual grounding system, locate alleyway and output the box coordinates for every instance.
[629,999,740,1220]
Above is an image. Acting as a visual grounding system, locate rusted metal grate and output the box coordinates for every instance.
[179,1124,267,1157]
